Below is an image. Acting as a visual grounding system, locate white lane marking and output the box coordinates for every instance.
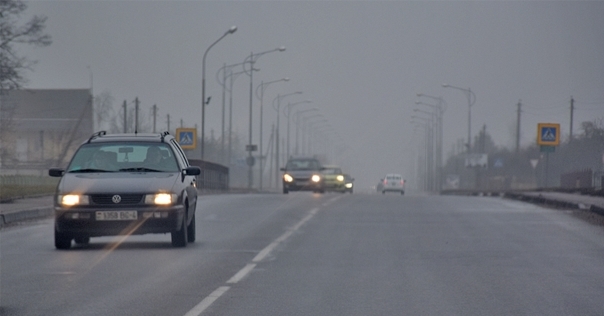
[253,207,318,263]
[226,263,257,284]
[185,196,342,316]
[183,286,230,316]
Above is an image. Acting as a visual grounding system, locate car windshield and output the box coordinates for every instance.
[66,143,179,172]
[285,159,320,170]
[323,168,342,175]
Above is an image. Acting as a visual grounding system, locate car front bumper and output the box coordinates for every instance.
[54,205,185,237]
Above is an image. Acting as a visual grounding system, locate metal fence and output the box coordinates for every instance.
[188,159,229,191]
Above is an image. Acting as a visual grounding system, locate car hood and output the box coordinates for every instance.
[57,172,180,194]
[284,169,322,178]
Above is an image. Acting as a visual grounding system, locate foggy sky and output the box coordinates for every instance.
[21,0,604,190]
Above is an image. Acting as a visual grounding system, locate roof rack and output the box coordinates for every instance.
[87,131,107,143]
[160,131,170,142]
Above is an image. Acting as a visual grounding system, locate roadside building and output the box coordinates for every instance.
[0,89,93,174]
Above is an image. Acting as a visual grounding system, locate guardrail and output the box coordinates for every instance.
[188,159,229,191]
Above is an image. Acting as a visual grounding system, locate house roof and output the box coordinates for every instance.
[1,89,93,132]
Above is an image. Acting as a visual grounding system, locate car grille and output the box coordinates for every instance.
[91,194,144,205]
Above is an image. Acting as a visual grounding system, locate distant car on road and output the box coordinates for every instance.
[48,131,201,249]
[280,157,325,194]
[342,174,354,194]
[381,173,405,195]
[321,165,345,192]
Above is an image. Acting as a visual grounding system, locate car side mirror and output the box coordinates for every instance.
[185,166,201,176]
[49,168,64,177]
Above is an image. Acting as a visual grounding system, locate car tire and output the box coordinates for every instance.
[187,212,196,243]
[382,191,385,195]
[74,236,90,245]
[55,229,72,250]
[401,191,404,195]
[171,210,188,248]
[283,188,289,194]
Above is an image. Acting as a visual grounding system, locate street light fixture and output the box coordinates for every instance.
[243,46,286,189]
[201,25,237,160]
[255,77,289,191]
[442,84,475,152]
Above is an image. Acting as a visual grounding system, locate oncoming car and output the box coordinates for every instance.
[381,173,405,195]
[48,131,201,249]
[322,165,345,192]
[280,157,325,194]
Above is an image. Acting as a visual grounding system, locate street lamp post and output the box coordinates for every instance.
[216,61,246,164]
[284,100,312,160]
[273,91,303,189]
[255,77,289,191]
[201,25,237,160]
[442,84,475,152]
[243,47,286,189]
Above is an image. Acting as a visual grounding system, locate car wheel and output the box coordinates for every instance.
[187,212,196,243]
[171,210,188,248]
[74,236,90,245]
[382,191,385,195]
[55,229,72,250]
[283,188,289,194]
[401,191,404,195]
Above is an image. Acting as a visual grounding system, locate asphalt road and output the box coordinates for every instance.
[1,193,604,315]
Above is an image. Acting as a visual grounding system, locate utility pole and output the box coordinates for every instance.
[569,96,575,142]
[123,100,127,133]
[152,104,157,133]
[516,99,522,153]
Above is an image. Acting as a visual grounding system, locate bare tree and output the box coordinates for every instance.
[93,90,115,131]
[0,0,52,90]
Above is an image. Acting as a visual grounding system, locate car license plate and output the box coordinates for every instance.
[95,211,138,221]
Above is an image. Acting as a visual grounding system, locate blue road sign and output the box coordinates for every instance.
[537,123,560,146]
[176,128,197,149]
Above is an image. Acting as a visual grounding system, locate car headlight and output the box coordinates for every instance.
[345,183,353,188]
[336,175,344,182]
[283,174,294,182]
[145,193,177,205]
[311,174,321,182]
[59,194,90,206]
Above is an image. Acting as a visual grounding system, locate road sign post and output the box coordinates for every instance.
[536,123,560,187]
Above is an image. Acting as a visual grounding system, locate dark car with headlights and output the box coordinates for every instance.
[280,157,325,194]
[48,131,201,249]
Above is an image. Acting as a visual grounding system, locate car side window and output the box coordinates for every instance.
[170,139,189,168]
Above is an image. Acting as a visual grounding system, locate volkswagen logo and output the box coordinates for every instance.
[111,195,122,204]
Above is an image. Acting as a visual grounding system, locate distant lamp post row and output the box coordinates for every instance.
[201,25,237,160]
[416,93,446,192]
[284,100,312,160]
[273,91,303,189]
[244,47,286,189]
[255,77,289,191]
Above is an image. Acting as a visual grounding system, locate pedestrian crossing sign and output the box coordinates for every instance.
[537,123,560,146]
[176,128,197,150]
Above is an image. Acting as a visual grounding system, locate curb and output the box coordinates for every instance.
[0,207,54,227]
[503,192,604,216]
